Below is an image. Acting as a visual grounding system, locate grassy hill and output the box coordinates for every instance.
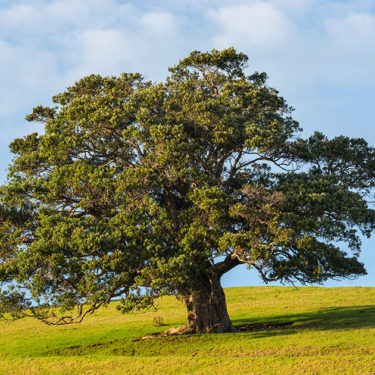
[1,286,375,374]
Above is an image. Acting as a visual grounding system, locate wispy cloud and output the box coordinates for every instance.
[208,3,293,48]
[0,1,181,124]
[1,0,375,153]
[325,11,375,48]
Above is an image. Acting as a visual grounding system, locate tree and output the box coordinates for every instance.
[1,48,375,334]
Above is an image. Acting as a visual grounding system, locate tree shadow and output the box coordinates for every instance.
[44,304,375,356]
[231,304,375,338]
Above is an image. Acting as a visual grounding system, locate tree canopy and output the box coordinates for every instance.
[1,48,375,333]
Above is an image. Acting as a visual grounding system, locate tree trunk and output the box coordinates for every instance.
[165,275,237,335]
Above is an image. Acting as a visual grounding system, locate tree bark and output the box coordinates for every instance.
[165,275,237,335]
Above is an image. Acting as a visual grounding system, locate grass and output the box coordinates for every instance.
[1,286,375,374]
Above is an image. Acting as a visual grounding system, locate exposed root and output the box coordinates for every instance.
[140,325,194,340]
[141,324,237,340]
[163,324,195,336]
[140,321,294,339]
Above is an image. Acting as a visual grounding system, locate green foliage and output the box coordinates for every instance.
[0,48,375,323]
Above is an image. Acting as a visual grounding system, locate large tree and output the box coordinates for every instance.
[1,49,375,334]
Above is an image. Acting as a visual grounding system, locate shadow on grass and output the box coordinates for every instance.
[232,304,375,338]
[44,304,375,356]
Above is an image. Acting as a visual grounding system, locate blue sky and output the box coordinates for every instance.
[0,0,374,287]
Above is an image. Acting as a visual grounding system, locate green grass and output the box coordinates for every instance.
[1,286,375,374]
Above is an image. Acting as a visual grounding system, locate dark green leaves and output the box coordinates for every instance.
[1,48,374,324]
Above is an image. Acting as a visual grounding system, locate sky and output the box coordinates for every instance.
[0,0,374,287]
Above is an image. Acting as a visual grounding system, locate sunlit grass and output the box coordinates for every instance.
[1,286,375,374]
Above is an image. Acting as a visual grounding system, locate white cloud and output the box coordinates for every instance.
[67,29,134,78]
[0,39,60,112]
[0,0,374,125]
[0,0,137,35]
[0,4,38,28]
[325,12,375,48]
[140,11,176,35]
[207,2,293,48]
[0,1,180,118]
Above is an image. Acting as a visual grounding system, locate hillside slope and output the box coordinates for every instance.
[1,286,375,374]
